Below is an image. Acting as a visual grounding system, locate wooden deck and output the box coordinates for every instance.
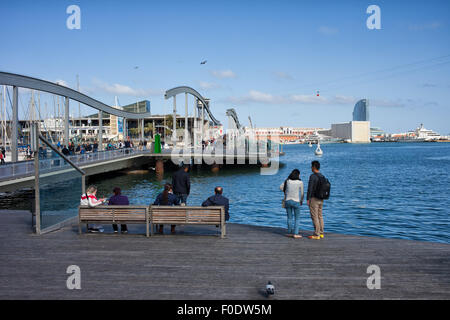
[0,210,449,300]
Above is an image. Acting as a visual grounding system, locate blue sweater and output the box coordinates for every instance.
[153,192,180,206]
[108,194,129,205]
[202,194,230,221]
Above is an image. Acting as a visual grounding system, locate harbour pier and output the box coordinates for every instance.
[0,210,448,299]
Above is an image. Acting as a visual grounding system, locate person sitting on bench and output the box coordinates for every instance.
[202,186,230,221]
[153,183,180,234]
[108,187,129,234]
[80,185,106,233]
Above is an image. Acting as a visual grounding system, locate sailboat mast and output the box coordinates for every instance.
[77,74,80,127]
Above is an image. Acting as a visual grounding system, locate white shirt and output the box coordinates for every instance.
[280,179,304,203]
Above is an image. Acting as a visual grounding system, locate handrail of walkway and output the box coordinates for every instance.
[0,147,142,182]
[0,71,151,119]
[38,135,86,176]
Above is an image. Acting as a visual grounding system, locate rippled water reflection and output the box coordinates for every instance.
[2,142,449,243]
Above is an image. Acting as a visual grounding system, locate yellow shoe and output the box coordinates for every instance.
[308,235,320,240]
[320,234,324,239]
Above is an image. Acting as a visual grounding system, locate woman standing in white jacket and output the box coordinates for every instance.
[280,169,304,238]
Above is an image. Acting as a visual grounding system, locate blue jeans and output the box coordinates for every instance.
[285,200,301,235]
[176,193,188,204]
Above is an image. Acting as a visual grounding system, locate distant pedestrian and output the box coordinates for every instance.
[153,183,180,234]
[202,186,230,221]
[108,187,129,234]
[61,145,70,156]
[280,169,304,238]
[0,151,5,165]
[124,137,131,154]
[171,164,190,205]
[307,160,330,240]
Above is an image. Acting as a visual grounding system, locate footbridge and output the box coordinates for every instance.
[0,72,281,193]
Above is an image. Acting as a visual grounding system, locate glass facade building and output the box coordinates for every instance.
[122,100,151,113]
[353,99,369,121]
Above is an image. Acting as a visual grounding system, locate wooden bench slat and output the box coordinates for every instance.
[79,205,226,238]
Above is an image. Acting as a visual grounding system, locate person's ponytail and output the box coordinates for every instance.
[162,183,171,205]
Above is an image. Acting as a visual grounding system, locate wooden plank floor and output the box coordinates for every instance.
[0,210,449,300]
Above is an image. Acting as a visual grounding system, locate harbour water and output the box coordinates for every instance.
[89,142,449,244]
[1,142,449,243]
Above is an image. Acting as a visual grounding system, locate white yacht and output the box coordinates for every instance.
[414,124,441,141]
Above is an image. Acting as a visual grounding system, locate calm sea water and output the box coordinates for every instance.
[2,142,449,243]
[87,142,450,244]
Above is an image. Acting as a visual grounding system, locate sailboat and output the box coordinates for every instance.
[314,140,323,156]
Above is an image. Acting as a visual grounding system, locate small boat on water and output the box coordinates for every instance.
[314,141,323,156]
[308,141,312,148]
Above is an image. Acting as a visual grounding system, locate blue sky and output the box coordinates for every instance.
[1,0,449,134]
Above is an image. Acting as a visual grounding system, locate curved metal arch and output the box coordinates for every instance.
[226,108,241,130]
[0,71,152,119]
[164,86,221,125]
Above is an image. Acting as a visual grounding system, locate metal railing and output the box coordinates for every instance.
[0,147,143,181]
[0,140,280,181]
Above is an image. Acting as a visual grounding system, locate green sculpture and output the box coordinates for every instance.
[154,134,161,153]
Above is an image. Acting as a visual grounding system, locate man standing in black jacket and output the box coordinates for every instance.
[202,186,230,221]
[171,164,190,204]
[307,160,325,240]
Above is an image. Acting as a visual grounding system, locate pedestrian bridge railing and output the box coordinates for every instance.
[0,147,143,182]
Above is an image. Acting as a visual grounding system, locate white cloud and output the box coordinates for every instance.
[370,99,404,108]
[210,70,237,79]
[92,79,163,97]
[409,21,442,31]
[318,26,339,35]
[55,79,69,87]
[273,71,294,80]
[227,90,354,105]
[225,90,414,108]
[199,81,221,90]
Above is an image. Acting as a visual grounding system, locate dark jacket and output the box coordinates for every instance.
[172,169,190,195]
[202,194,230,221]
[153,192,180,206]
[307,172,324,200]
[108,194,129,205]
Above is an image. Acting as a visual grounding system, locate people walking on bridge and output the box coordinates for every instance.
[153,183,180,234]
[108,187,129,234]
[80,185,106,233]
[280,169,304,238]
[61,145,70,156]
[307,160,330,240]
[172,164,191,205]
[202,186,230,221]
[124,137,132,154]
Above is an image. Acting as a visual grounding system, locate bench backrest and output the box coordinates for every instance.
[149,206,224,224]
[79,205,148,223]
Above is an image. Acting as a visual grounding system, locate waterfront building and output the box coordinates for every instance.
[246,127,325,143]
[353,99,369,121]
[328,121,371,143]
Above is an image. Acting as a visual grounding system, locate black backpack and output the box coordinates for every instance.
[315,173,331,200]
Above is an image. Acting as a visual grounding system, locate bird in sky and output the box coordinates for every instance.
[134,66,139,69]
[200,60,207,65]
